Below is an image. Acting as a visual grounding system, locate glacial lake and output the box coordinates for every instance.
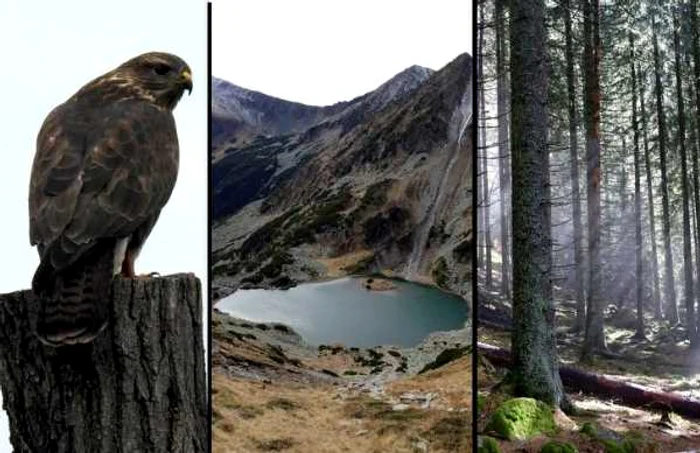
[217,277,468,347]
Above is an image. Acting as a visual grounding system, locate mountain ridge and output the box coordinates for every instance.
[211,53,473,299]
[211,63,436,149]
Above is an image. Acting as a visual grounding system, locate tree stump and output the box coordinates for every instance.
[0,273,207,453]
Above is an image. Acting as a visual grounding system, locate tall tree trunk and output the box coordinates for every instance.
[509,0,566,407]
[618,136,630,310]
[653,18,679,324]
[639,63,663,320]
[496,0,511,300]
[478,0,493,288]
[565,0,586,333]
[674,12,697,346]
[690,0,700,338]
[688,50,700,339]
[0,274,207,453]
[581,0,607,360]
[630,34,646,340]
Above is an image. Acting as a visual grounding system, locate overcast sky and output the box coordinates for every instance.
[0,0,207,449]
[212,0,472,106]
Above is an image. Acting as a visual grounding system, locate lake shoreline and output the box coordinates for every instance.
[214,272,469,306]
[215,276,468,348]
[213,309,470,380]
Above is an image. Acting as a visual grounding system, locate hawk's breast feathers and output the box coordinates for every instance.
[29,52,192,346]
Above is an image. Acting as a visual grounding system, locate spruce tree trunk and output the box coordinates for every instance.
[565,0,586,334]
[688,56,700,342]
[652,20,679,324]
[496,0,511,301]
[509,0,566,407]
[478,1,493,289]
[0,274,207,453]
[673,14,697,347]
[618,137,629,310]
[690,0,700,337]
[630,34,646,340]
[639,64,663,320]
[582,0,607,360]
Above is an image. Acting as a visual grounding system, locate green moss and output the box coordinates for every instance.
[485,398,556,441]
[478,436,501,453]
[580,423,646,453]
[540,440,578,453]
[580,422,598,437]
[477,393,486,412]
[601,439,635,453]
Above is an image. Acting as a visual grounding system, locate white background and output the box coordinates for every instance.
[0,0,208,450]
[0,0,471,449]
[213,0,472,106]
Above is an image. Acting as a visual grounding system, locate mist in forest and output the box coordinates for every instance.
[476,0,700,449]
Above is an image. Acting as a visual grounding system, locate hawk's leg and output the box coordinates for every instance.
[121,250,136,278]
[121,246,160,279]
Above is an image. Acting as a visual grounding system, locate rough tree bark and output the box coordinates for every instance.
[638,63,663,320]
[478,0,493,289]
[691,0,700,337]
[565,0,586,334]
[0,273,207,453]
[673,13,697,347]
[582,0,607,360]
[629,34,646,340]
[509,0,566,407]
[652,17,679,324]
[689,57,700,344]
[495,0,511,301]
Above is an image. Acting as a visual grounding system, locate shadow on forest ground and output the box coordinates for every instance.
[477,283,700,452]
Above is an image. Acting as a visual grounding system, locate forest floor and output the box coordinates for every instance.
[211,310,471,453]
[477,285,700,452]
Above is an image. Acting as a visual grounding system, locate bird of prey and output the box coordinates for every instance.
[28,52,192,346]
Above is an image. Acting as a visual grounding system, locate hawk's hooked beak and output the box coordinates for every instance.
[180,69,193,95]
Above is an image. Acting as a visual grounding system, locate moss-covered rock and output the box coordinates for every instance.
[601,439,635,453]
[580,422,598,437]
[478,436,501,453]
[580,422,644,453]
[540,440,578,453]
[485,398,556,441]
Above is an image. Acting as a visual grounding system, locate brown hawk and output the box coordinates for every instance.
[28,52,192,346]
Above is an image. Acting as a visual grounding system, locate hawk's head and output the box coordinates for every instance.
[78,52,193,110]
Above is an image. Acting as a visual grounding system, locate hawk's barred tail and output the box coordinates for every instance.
[32,239,115,346]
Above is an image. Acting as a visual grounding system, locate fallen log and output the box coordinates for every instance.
[478,342,700,419]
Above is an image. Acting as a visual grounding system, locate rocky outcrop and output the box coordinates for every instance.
[212,54,473,299]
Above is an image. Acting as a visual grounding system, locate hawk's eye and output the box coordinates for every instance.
[153,63,171,76]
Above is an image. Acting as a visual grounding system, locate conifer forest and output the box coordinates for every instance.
[477,0,700,450]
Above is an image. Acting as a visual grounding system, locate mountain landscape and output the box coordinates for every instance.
[211,53,473,453]
[211,53,473,301]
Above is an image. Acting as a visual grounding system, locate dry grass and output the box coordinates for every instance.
[316,250,374,277]
[387,355,472,410]
[212,356,473,453]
